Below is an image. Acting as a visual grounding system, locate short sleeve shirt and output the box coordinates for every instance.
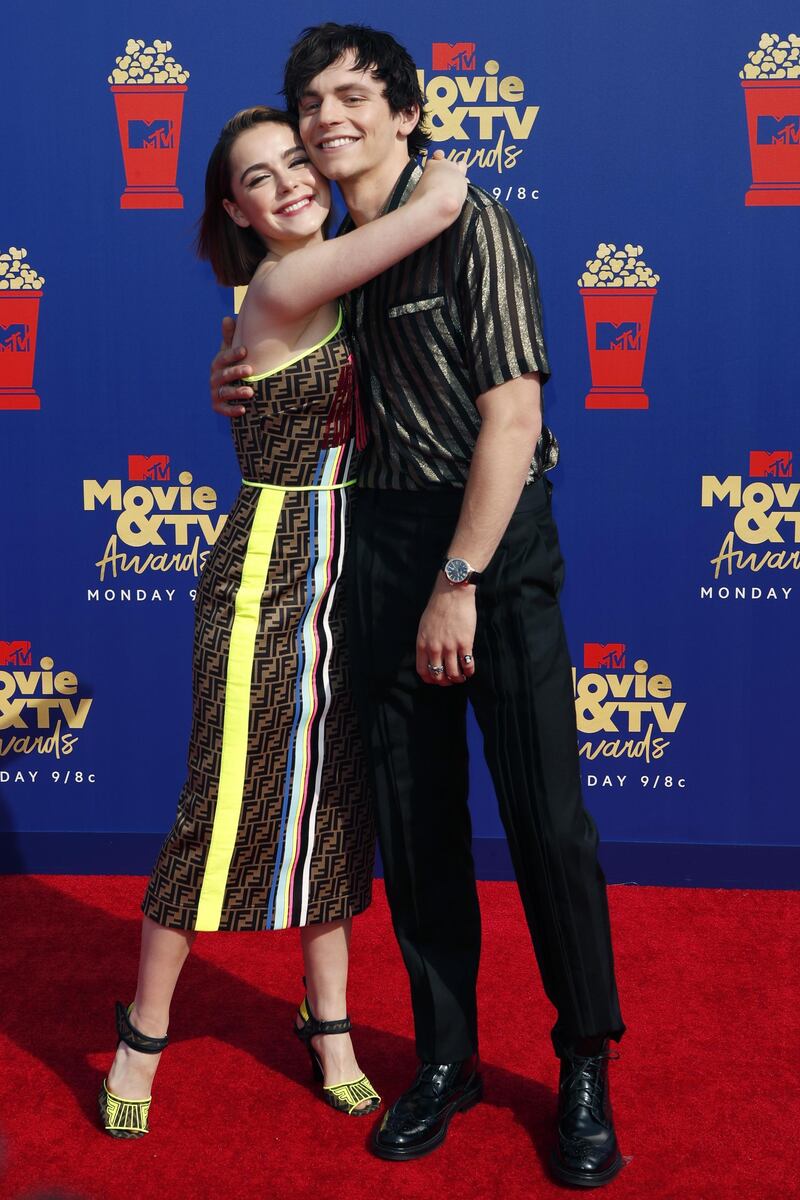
[341,160,558,490]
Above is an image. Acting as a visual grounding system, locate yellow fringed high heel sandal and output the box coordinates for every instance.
[294,990,381,1117]
[97,1001,169,1138]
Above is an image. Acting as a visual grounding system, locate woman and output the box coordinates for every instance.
[99,106,467,1137]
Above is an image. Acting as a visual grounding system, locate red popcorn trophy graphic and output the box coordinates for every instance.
[740,32,800,206]
[0,248,44,411]
[578,243,659,410]
[108,38,189,210]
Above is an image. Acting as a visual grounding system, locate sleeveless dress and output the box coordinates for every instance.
[142,308,374,932]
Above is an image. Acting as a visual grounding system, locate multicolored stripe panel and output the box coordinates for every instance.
[267,447,351,928]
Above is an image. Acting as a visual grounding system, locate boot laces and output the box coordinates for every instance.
[562,1049,619,1113]
[416,1062,453,1097]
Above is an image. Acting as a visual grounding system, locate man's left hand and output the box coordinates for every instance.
[416,577,477,686]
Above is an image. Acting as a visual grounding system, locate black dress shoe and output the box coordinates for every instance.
[372,1056,483,1161]
[550,1043,624,1188]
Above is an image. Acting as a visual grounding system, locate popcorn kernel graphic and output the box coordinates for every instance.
[578,243,658,410]
[740,32,800,79]
[108,38,189,209]
[107,39,190,85]
[740,32,800,205]
[578,243,660,289]
[0,248,45,410]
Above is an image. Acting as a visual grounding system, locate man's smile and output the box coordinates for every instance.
[317,135,361,150]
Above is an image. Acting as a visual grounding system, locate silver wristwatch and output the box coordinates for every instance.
[441,556,483,586]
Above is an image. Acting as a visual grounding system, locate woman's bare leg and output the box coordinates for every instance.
[106,915,196,1100]
[299,917,375,1109]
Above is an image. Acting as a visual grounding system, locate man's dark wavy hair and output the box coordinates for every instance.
[282,22,430,157]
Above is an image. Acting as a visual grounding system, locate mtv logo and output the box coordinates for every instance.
[583,643,626,670]
[432,42,476,71]
[128,119,174,150]
[595,322,641,352]
[756,115,800,146]
[0,640,32,667]
[749,450,793,478]
[0,324,30,353]
[128,454,170,481]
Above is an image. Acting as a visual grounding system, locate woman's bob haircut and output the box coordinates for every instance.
[197,106,329,287]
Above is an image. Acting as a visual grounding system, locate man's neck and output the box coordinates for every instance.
[339,155,414,226]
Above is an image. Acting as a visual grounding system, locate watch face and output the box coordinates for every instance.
[446,558,470,583]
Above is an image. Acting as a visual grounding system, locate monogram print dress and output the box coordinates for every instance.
[143,308,374,931]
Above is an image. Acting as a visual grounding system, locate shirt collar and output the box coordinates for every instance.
[380,158,423,215]
[337,158,422,235]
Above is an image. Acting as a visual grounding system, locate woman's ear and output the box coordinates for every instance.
[222,198,250,228]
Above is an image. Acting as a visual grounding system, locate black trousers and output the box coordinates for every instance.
[347,479,625,1061]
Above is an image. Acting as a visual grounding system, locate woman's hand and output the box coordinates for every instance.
[409,150,468,220]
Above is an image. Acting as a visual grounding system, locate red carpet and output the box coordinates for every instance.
[0,876,796,1200]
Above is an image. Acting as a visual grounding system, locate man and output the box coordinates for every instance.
[212,23,625,1188]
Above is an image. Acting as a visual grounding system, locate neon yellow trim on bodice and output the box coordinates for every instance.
[242,306,344,382]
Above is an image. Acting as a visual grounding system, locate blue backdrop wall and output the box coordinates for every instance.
[1,0,798,886]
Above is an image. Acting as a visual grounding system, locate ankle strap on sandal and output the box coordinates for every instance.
[115,1001,169,1054]
[297,994,352,1038]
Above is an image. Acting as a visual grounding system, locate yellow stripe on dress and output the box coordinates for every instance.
[195,486,285,931]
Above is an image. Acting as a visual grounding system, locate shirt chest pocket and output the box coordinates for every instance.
[387,295,446,318]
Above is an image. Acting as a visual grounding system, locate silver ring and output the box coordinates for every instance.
[427,662,445,675]
[462,654,473,665]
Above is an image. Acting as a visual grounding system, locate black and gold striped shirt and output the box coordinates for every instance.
[341,160,557,491]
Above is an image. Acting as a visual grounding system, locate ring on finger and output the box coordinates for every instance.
[427,662,445,675]
[461,653,473,665]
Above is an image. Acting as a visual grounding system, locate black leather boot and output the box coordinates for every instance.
[372,1056,483,1160]
[550,1042,623,1188]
